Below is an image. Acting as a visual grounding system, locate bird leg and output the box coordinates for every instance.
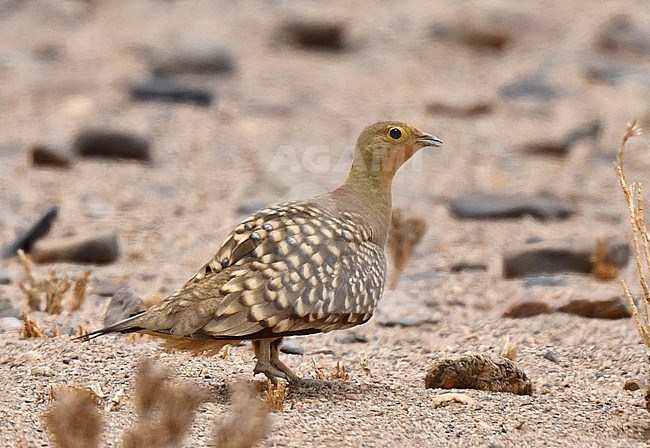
[269,339,301,384]
[252,339,294,384]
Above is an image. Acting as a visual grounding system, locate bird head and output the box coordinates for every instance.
[351,120,442,182]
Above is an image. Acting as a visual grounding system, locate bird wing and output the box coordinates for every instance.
[144,201,387,339]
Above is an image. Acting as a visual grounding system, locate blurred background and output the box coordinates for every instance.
[0,0,649,296]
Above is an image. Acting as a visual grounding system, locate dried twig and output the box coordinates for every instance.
[614,119,649,345]
[265,380,289,412]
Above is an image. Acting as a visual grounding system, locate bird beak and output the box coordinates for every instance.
[417,133,443,147]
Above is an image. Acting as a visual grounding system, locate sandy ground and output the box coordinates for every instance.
[1,0,650,446]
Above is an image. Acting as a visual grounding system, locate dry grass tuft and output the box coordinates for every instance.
[17,250,90,314]
[592,238,622,281]
[213,381,270,446]
[330,361,351,381]
[122,360,207,448]
[44,387,103,448]
[265,379,289,412]
[21,308,44,338]
[387,209,427,289]
[70,269,91,311]
[498,335,520,361]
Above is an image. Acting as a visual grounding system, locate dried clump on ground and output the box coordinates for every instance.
[613,119,650,411]
[17,249,91,314]
[44,387,103,448]
[214,381,270,446]
[425,353,533,395]
[387,209,427,289]
[122,360,206,448]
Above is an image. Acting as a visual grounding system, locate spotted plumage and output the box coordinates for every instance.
[83,120,442,383]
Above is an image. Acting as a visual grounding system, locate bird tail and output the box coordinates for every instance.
[76,311,147,341]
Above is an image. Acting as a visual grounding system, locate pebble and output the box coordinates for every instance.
[585,63,650,86]
[595,15,650,56]
[74,129,151,161]
[31,231,120,264]
[151,41,235,75]
[430,392,476,408]
[338,332,368,344]
[1,205,58,259]
[103,285,146,327]
[377,317,439,328]
[129,78,214,106]
[521,120,601,156]
[426,100,493,118]
[557,296,631,319]
[499,77,561,100]
[425,353,533,395]
[449,193,573,220]
[624,379,643,391]
[502,237,629,278]
[542,351,559,364]
[0,270,10,285]
[30,143,73,168]
[281,20,347,51]
[430,22,512,51]
[30,366,53,377]
[450,262,488,273]
[91,279,122,297]
[280,341,305,355]
[0,298,20,318]
[524,276,567,287]
[502,300,551,318]
[0,317,22,333]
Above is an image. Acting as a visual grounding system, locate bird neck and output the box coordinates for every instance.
[333,162,393,248]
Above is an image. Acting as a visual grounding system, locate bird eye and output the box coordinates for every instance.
[387,126,406,142]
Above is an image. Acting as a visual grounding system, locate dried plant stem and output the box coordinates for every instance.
[614,119,649,344]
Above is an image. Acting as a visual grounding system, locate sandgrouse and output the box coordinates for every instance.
[84,121,442,383]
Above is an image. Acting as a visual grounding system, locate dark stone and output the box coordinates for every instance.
[426,100,493,118]
[425,353,533,395]
[377,317,439,328]
[74,129,151,161]
[0,298,20,318]
[129,78,214,106]
[521,120,602,157]
[30,143,73,167]
[524,276,567,287]
[449,193,573,220]
[0,269,10,285]
[1,206,58,259]
[151,43,235,75]
[31,231,120,264]
[595,15,650,56]
[450,262,488,273]
[430,23,512,50]
[499,77,561,100]
[237,201,266,216]
[557,296,631,319]
[502,300,551,318]
[338,332,368,344]
[585,63,650,85]
[282,20,347,51]
[542,351,559,364]
[92,279,122,297]
[280,341,304,355]
[104,285,146,327]
[503,237,629,278]
[624,379,643,391]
